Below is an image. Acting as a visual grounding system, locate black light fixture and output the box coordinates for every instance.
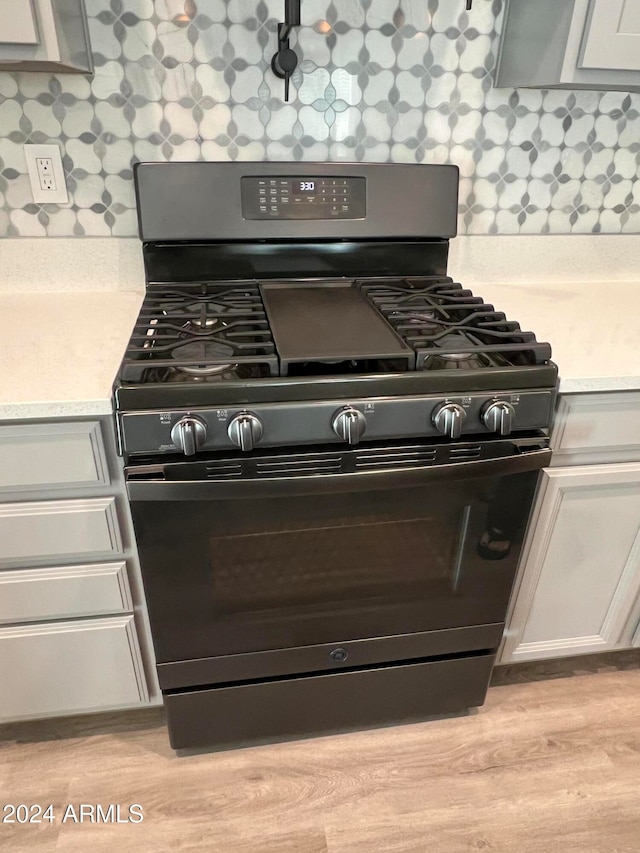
[271,0,301,102]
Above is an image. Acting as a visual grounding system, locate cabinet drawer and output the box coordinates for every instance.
[552,392,640,465]
[0,422,110,493]
[0,562,132,624]
[0,497,123,567]
[0,616,148,721]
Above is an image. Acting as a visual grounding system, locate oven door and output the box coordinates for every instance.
[127,439,550,687]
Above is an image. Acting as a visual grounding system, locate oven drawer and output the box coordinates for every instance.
[0,422,110,493]
[164,652,495,750]
[0,562,132,625]
[0,497,123,567]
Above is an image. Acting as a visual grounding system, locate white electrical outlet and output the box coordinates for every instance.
[24,144,69,204]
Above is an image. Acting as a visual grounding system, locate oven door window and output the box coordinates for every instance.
[131,466,539,664]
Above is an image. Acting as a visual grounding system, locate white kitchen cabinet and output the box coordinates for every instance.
[0,0,39,44]
[494,0,640,92]
[0,497,122,566]
[500,390,640,664]
[501,464,640,662]
[0,417,157,722]
[0,616,148,721]
[0,421,110,492]
[551,392,640,466]
[0,0,93,73]
[580,0,640,71]
[0,561,132,624]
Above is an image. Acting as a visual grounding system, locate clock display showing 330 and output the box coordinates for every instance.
[241,175,366,220]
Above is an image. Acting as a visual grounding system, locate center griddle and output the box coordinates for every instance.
[260,281,414,374]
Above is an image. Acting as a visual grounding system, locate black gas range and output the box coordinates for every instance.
[114,162,556,751]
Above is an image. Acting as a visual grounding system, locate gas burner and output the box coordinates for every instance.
[181,315,225,334]
[359,276,552,371]
[155,288,258,316]
[171,300,251,332]
[118,282,279,382]
[171,340,236,375]
[389,310,439,328]
[422,350,499,371]
[415,332,499,371]
[143,361,270,384]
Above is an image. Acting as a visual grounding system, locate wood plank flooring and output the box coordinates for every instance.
[1,658,640,853]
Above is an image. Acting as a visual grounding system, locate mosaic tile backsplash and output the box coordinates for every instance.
[1,0,639,238]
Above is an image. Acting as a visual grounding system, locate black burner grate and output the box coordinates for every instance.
[119,282,279,382]
[117,275,553,389]
[358,276,551,370]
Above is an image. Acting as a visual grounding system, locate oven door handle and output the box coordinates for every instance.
[127,447,552,501]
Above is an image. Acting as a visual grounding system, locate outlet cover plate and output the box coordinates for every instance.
[24,144,69,204]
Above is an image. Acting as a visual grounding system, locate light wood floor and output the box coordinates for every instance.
[1,658,640,853]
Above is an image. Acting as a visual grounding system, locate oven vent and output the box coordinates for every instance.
[447,445,482,461]
[255,456,343,477]
[355,449,437,470]
[205,461,244,479]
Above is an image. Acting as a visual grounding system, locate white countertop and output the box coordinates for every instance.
[0,281,638,421]
[477,281,640,393]
[1,292,143,420]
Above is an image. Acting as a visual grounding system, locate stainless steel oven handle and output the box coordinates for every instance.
[127,447,552,501]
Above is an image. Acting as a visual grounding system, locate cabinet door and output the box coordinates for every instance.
[551,392,640,466]
[501,463,640,662]
[0,0,93,73]
[0,421,110,493]
[580,0,640,71]
[0,616,148,721]
[0,0,39,43]
[493,0,640,90]
[0,497,122,567]
[0,562,132,624]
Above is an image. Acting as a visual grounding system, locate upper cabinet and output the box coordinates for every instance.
[2,0,39,45]
[494,0,640,92]
[0,0,93,74]
[581,0,640,71]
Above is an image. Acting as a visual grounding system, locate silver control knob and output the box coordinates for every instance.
[483,401,516,436]
[332,407,367,445]
[433,403,466,439]
[227,412,263,452]
[170,416,207,457]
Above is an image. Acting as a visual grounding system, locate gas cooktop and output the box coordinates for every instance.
[117,275,551,385]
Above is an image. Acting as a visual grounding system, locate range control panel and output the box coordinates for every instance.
[121,391,554,456]
[241,176,366,220]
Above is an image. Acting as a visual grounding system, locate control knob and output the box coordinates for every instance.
[170,415,207,457]
[433,402,466,439]
[227,412,263,452]
[483,401,516,436]
[332,407,367,446]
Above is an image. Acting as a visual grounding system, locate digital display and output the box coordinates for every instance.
[241,176,366,220]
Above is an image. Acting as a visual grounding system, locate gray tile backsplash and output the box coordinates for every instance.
[0,0,639,237]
